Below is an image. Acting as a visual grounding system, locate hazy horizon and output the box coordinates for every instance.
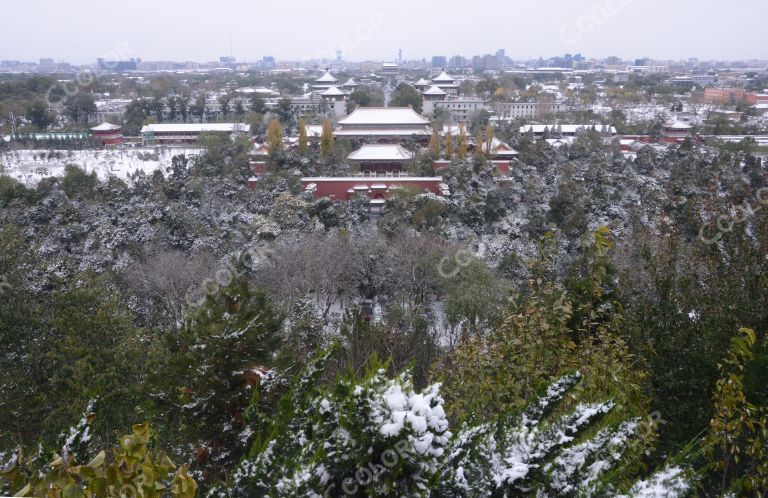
[2,0,767,64]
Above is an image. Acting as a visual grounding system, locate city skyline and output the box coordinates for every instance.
[2,0,767,64]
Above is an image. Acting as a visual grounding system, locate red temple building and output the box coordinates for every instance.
[347,144,414,174]
[90,122,124,146]
[334,107,432,143]
[301,177,449,209]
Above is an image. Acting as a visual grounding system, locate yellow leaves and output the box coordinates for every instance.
[87,451,106,469]
[11,423,197,498]
[298,117,308,155]
[320,119,334,159]
[594,226,614,257]
[170,465,197,498]
[13,483,32,497]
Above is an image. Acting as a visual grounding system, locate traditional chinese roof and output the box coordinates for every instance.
[338,107,430,126]
[315,70,338,83]
[347,144,415,161]
[433,71,456,83]
[422,85,447,96]
[321,86,346,97]
[663,119,692,130]
[91,122,121,131]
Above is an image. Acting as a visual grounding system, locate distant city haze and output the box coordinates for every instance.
[2,0,767,63]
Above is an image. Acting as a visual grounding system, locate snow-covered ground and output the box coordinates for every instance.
[0,147,203,185]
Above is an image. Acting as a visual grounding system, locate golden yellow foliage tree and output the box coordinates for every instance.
[474,129,484,158]
[445,133,453,159]
[456,123,468,159]
[266,118,284,154]
[320,119,334,159]
[428,127,440,157]
[298,116,308,155]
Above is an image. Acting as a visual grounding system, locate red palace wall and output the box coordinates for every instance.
[301,178,445,201]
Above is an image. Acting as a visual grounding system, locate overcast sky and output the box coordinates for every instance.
[2,0,766,64]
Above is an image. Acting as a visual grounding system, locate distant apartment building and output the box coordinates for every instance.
[703,87,747,104]
[97,58,140,72]
[434,98,488,122]
[492,102,566,120]
[95,99,133,123]
[746,93,768,105]
[431,56,447,68]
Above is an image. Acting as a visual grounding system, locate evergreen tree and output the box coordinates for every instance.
[164,279,283,486]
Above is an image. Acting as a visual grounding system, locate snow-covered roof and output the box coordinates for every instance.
[236,86,280,96]
[663,120,692,130]
[414,78,431,86]
[321,86,346,97]
[347,144,415,161]
[342,78,358,87]
[546,137,577,147]
[141,123,250,133]
[338,107,430,126]
[422,85,447,96]
[305,125,323,137]
[91,122,121,131]
[433,71,456,83]
[442,124,466,136]
[315,71,338,83]
[381,62,399,68]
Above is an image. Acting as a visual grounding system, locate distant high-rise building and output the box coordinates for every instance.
[398,49,403,64]
[496,49,506,68]
[431,56,447,68]
[219,56,236,63]
[336,50,342,61]
[262,56,276,69]
[447,55,466,69]
[634,57,650,66]
[97,58,139,72]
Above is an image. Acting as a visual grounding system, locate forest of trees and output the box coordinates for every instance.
[0,126,766,496]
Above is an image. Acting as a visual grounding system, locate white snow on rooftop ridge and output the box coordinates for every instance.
[338,107,430,125]
[315,71,338,83]
[90,122,121,131]
[423,85,447,96]
[347,144,414,161]
[433,71,456,83]
[320,86,346,97]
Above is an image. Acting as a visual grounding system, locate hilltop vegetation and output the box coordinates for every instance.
[0,132,766,496]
